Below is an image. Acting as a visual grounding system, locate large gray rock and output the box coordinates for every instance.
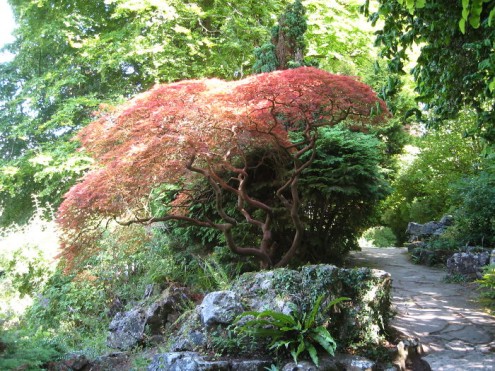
[230,269,303,314]
[164,264,392,366]
[107,286,190,350]
[147,352,213,371]
[148,352,380,371]
[406,215,453,242]
[301,265,392,346]
[446,251,491,279]
[107,308,147,350]
[46,352,130,371]
[199,290,244,327]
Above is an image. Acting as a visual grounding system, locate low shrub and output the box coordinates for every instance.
[477,264,495,311]
[0,328,66,370]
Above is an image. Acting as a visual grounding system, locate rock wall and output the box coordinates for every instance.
[446,250,491,279]
[167,265,392,356]
[104,265,393,370]
[405,216,493,279]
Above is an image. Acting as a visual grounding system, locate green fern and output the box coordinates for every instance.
[235,295,349,366]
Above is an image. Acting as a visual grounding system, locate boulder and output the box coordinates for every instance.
[107,308,148,350]
[406,215,452,242]
[334,354,377,371]
[146,286,189,333]
[446,251,491,279]
[199,290,244,328]
[148,352,380,371]
[45,354,89,371]
[107,286,190,350]
[439,215,454,226]
[45,352,130,371]
[169,310,207,352]
[405,222,423,239]
[147,352,215,371]
[421,221,442,236]
[230,269,303,314]
[91,352,130,371]
[299,265,392,346]
[164,265,392,366]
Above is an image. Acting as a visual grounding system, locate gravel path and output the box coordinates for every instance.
[348,247,495,370]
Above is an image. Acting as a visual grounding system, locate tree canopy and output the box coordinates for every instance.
[0,0,291,225]
[0,0,382,226]
[58,67,388,268]
[366,0,495,143]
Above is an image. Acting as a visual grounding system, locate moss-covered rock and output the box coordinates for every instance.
[164,264,392,357]
[231,265,392,349]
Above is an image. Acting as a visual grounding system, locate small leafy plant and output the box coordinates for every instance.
[235,295,349,366]
[477,264,495,311]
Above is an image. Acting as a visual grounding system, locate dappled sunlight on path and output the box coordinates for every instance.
[349,247,495,371]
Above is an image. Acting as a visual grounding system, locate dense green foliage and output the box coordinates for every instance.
[449,159,495,247]
[296,126,390,263]
[0,0,290,225]
[381,115,483,242]
[361,226,398,247]
[0,328,66,371]
[366,0,495,143]
[478,264,495,311]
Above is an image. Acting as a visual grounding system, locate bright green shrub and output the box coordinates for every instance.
[296,125,390,263]
[0,328,65,371]
[478,264,495,310]
[381,115,482,244]
[448,165,495,247]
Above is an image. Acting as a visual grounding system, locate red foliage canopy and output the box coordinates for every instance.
[58,67,388,268]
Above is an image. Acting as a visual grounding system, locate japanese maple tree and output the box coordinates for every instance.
[58,67,388,268]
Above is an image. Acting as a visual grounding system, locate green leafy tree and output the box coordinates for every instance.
[306,0,378,76]
[254,0,379,75]
[381,114,483,242]
[364,0,495,143]
[0,0,288,225]
[449,158,495,247]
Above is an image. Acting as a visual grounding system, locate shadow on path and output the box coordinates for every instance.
[348,247,495,371]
